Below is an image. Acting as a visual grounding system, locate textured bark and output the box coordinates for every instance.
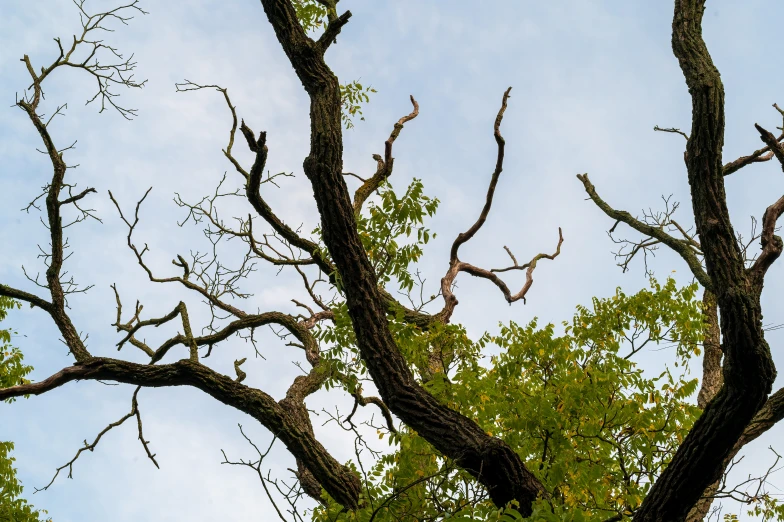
[0,357,361,509]
[257,0,546,512]
[633,1,778,520]
[696,289,722,410]
[686,289,722,521]
[686,387,784,521]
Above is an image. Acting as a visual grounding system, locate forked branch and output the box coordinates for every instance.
[577,173,711,289]
[352,95,420,214]
[439,88,563,322]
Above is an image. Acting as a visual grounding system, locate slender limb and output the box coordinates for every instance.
[352,95,419,214]
[577,173,711,289]
[35,386,157,492]
[221,428,292,520]
[654,125,689,140]
[19,1,147,118]
[438,89,563,322]
[344,389,397,434]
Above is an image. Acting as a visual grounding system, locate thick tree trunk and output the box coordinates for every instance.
[256,0,546,512]
[634,1,777,520]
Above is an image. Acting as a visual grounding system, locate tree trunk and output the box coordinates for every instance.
[634,1,777,520]
[257,0,546,512]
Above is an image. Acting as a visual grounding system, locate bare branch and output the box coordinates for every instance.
[723,107,784,176]
[317,10,352,53]
[352,95,420,214]
[437,88,562,321]
[345,390,397,434]
[0,356,361,508]
[654,125,689,140]
[577,173,711,289]
[449,87,512,264]
[35,386,157,492]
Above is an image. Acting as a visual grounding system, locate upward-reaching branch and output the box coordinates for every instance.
[352,95,419,214]
[438,88,562,322]
[631,1,778,520]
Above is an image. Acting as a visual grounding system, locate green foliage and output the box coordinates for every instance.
[312,235,711,521]
[356,179,438,292]
[1,297,33,403]
[312,178,438,300]
[0,441,52,522]
[0,298,50,521]
[291,2,377,129]
[310,179,710,520]
[340,80,377,129]
[292,0,328,33]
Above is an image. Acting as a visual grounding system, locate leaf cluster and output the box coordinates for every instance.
[311,277,707,521]
[0,298,50,522]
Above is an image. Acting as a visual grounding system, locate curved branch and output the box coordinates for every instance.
[0,356,360,508]
[449,87,512,264]
[0,284,54,313]
[577,173,711,289]
[436,89,562,322]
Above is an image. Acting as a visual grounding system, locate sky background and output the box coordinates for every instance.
[1,0,783,520]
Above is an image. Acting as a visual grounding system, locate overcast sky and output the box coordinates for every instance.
[2,1,783,520]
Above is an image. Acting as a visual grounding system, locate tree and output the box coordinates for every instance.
[1,0,784,521]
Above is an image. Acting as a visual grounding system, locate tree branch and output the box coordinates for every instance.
[0,356,360,508]
[352,95,419,214]
[577,173,711,289]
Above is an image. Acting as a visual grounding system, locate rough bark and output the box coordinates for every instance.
[686,386,784,521]
[633,1,778,520]
[0,357,361,508]
[256,0,546,512]
[686,289,722,521]
[696,289,722,410]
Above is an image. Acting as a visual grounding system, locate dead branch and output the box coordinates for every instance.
[352,95,420,214]
[438,88,562,322]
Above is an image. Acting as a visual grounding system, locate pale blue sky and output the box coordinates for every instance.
[1,1,783,520]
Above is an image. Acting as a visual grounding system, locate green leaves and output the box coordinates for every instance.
[356,178,438,292]
[340,80,378,130]
[292,0,329,33]
[311,274,709,521]
[0,298,51,521]
[1,297,32,403]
